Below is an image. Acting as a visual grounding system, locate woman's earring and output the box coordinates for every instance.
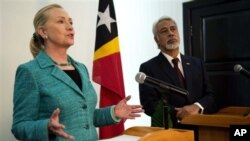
[44,35,48,39]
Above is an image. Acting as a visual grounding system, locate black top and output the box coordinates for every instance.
[64,69,82,90]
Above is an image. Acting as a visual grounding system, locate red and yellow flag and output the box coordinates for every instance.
[92,0,125,139]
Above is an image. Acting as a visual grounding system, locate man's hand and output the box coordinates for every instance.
[175,104,200,120]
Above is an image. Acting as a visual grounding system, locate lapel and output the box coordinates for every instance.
[158,53,180,86]
[181,55,192,91]
[51,67,84,96]
[181,55,194,103]
[70,59,88,96]
[36,51,84,97]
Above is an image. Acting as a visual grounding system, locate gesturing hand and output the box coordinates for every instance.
[48,108,75,140]
[114,95,144,119]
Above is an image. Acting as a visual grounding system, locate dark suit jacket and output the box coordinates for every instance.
[139,52,216,127]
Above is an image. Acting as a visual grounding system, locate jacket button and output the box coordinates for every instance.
[82,104,87,109]
[84,124,89,129]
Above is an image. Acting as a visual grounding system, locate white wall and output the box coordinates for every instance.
[0,0,191,140]
[0,0,3,139]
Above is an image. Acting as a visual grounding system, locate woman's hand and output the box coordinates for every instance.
[48,108,75,140]
[114,95,144,119]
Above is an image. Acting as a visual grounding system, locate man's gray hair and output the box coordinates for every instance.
[152,16,177,36]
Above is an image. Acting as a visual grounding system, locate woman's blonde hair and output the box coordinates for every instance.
[30,4,62,57]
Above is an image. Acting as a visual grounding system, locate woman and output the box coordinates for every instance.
[12,4,144,141]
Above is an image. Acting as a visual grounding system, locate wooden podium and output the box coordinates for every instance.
[124,126,194,141]
[181,106,250,141]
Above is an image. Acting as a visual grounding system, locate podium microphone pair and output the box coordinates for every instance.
[135,65,249,96]
[135,72,188,96]
[233,64,250,79]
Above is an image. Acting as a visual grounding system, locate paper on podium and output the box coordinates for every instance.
[99,134,140,141]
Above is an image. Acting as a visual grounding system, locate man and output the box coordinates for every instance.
[138,16,216,132]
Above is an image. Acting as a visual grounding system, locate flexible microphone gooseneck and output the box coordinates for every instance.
[135,72,188,96]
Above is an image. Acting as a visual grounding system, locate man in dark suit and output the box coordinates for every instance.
[138,16,216,134]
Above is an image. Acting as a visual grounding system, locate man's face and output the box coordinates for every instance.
[155,20,180,52]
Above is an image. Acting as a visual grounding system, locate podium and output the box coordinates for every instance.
[124,126,194,141]
[181,106,250,141]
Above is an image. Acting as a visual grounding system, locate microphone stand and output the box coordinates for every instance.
[162,98,169,129]
[158,90,171,130]
[136,73,189,129]
[159,89,186,130]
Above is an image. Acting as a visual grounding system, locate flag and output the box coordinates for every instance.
[92,0,125,139]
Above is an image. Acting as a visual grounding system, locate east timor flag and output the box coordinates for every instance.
[92,0,125,139]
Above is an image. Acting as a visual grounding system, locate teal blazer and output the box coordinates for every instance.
[12,51,118,141]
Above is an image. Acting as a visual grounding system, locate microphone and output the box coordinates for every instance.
[135,72,188,96]
[233,64,250,79]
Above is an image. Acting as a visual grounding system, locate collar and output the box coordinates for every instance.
[36,50,79,68]
[161,52,182,67]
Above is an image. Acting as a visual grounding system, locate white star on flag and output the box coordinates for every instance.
[97,5,116,33]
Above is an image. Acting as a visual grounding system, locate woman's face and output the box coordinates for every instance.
[41,7,75,48]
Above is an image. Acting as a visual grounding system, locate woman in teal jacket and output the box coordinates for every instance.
[12,4,143,141]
